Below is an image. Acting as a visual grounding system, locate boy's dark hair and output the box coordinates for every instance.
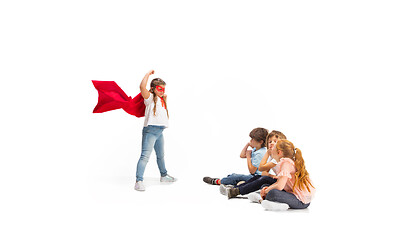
[249,127,269,147]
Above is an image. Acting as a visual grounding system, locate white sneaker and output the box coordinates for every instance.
[261,200,289,211]
[219,184,233,196]
[134,181,145,191]
[248,192,262,203]
[160,174,177,182]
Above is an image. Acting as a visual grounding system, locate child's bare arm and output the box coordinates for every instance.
[267,176,287,192]
[258,152,276,171]
[140,70,154,99]
[259,162,276,172]
[261,176,288,199]
[240,142,251,158]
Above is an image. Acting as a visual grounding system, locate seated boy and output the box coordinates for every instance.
[203,127,268,186]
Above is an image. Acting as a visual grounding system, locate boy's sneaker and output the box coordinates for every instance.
[134,181,145,191]
[227,187,240,199]
[203,177,220,185]
[261,200,289,211]
[160,174,177,182]
[248,192,262,203]
[219,184,233,195]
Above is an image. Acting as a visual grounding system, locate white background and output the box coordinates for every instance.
[1,0,418,239]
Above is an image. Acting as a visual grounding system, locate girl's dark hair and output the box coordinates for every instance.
[249,127,269,147]
[149,78,169,117]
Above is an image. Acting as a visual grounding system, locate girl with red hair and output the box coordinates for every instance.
[260,139,315,210]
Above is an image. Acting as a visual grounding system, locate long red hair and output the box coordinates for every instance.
[275,139,314,192]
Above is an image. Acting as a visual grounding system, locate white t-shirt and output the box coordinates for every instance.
[267,156,278,175]
[143,94,169,127]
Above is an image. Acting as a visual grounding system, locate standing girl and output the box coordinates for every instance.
[260,139,315,210]
[135,70,176,191]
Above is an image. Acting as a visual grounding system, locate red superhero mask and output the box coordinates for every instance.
[155,85,165,93]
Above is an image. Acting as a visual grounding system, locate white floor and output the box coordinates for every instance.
[37,173,410,240]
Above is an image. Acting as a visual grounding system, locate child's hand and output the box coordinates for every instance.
[246,150,252,158]
[148,70,155,75]
[260,187,268,199]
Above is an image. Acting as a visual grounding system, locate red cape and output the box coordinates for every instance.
[92,80,145,118]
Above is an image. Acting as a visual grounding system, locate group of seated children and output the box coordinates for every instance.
[203,128,315,211]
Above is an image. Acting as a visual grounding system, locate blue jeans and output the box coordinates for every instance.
[220,173,256,186]
[266,189,310,209]
[136,125,168,181]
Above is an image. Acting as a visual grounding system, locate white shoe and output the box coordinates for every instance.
[219,184,233,196]
[261,200,289,211]
[248,192,262,203]
[134,181,145,191]
[160,174,177,182]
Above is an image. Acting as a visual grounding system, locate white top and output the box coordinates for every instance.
[143,94,169,127]
[267,156,278,175]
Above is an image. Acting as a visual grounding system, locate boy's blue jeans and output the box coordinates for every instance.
[220,173,256,186]
[136,125,168,182]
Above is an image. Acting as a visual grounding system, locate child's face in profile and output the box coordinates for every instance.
[249,138,262,148]
[271,147,283,160]
[267,136,279,150]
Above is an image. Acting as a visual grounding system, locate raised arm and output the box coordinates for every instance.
[240,142,251,158]
[140,70,154,99]
[258,152,276,172]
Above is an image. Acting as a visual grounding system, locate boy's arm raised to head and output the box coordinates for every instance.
[140,70,154,99]
[240,142,251,158]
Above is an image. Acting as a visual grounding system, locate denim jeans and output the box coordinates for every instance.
[136,125,168,181]
[238,175,276,195]
[220,173,256,186]
[265,189,310,209]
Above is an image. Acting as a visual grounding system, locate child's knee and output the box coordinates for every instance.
[266,189,285,201]
[139,155,151,163]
